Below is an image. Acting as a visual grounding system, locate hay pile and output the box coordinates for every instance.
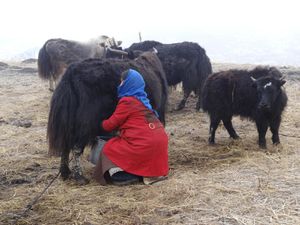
[0,62,299,225]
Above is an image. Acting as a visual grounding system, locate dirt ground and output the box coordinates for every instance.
[0,61,299,225]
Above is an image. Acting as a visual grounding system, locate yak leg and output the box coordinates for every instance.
[196,95,202,111]
[222,117,239,139]
[49,69,65,92]
[270,117,281,145]
[60,149,71,180]
[177,89,191,110]
[72,147,89,185]
[256,121,268,149]
[55,71,64,88]
[195,87,202,111]
[49,77,55,92]
[209,116,221,144]
[157,107,166,126]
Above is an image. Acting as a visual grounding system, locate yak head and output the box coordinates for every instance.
[251,76,286,111]
[106,48,158,60]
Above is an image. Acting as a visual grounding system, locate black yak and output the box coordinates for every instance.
[126,41,212,110]
[125,40,162,51]
[38,35,122,91]
[202,66,288,148]
[47,52,168,184]
[105,40,162,60]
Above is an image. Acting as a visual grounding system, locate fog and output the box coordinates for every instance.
[0,0,299,65]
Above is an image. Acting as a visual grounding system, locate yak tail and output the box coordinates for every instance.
[138,52,168,125]
[47,74,77,156]
[156,70,168,126]
[198,53,212,90]
[196,52,213,110]
[200,54,212,80]
[38,41,59,80]
[160,69,169,123]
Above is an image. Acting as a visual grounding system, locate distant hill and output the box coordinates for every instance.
[10,47,40,61]
[197,31,300,67]
[1,32,300,66]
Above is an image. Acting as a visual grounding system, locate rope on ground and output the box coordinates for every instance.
[280,133,300,139]
[11,170,61,225]
[11,157,73,224]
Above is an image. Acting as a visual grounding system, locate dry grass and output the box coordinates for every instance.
[0,62,299,225]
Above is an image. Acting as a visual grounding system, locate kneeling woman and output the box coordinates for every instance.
[93,69,169,185]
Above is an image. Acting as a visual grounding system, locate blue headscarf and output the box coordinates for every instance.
[118,69,159,117]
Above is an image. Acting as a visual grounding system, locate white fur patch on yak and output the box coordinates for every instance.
[264,82,272,89]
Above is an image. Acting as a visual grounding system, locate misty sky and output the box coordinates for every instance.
[0,0,299,65]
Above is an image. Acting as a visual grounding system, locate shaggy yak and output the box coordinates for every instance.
[126,41,212,110]
[202,66,288,148]
[125,40,162,52]
[38,35,122,91]
[47,52,168,184]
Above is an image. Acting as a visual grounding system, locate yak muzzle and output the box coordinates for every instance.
[258,102,271,111]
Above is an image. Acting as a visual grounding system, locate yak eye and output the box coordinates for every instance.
[263,82,272,89]
[257,86,264,93]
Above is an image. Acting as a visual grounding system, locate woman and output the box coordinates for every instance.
[93,69,169,185]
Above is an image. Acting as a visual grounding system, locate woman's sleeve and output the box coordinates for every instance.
[102,98,131,132]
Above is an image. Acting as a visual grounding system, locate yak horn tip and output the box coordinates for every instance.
[152,47,158,53]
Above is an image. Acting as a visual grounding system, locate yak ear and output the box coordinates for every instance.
[279,76,286,86]
[279,79,286,86]
[250,76,257,87]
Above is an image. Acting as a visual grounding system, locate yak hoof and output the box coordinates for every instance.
[272,137,280,144]
[73,174,90,185]
[195,103,202,111]
[60,166,71,180]
[232,135,240,140]
[208,138,215,145]
[196,106,203,112]
[259,143,267,149]
[76,177,90,185]
[176,104,185,111]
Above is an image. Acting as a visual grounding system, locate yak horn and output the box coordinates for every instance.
[250,76,256,82]
[107,47,128,55]
[280,75,286,80]
[152,47,158,53]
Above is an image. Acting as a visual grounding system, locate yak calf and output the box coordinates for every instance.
[202,66,287,148]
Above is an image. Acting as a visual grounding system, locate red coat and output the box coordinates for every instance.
[102,97,169,177]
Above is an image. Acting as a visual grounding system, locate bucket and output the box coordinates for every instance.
[89,137,107,165]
